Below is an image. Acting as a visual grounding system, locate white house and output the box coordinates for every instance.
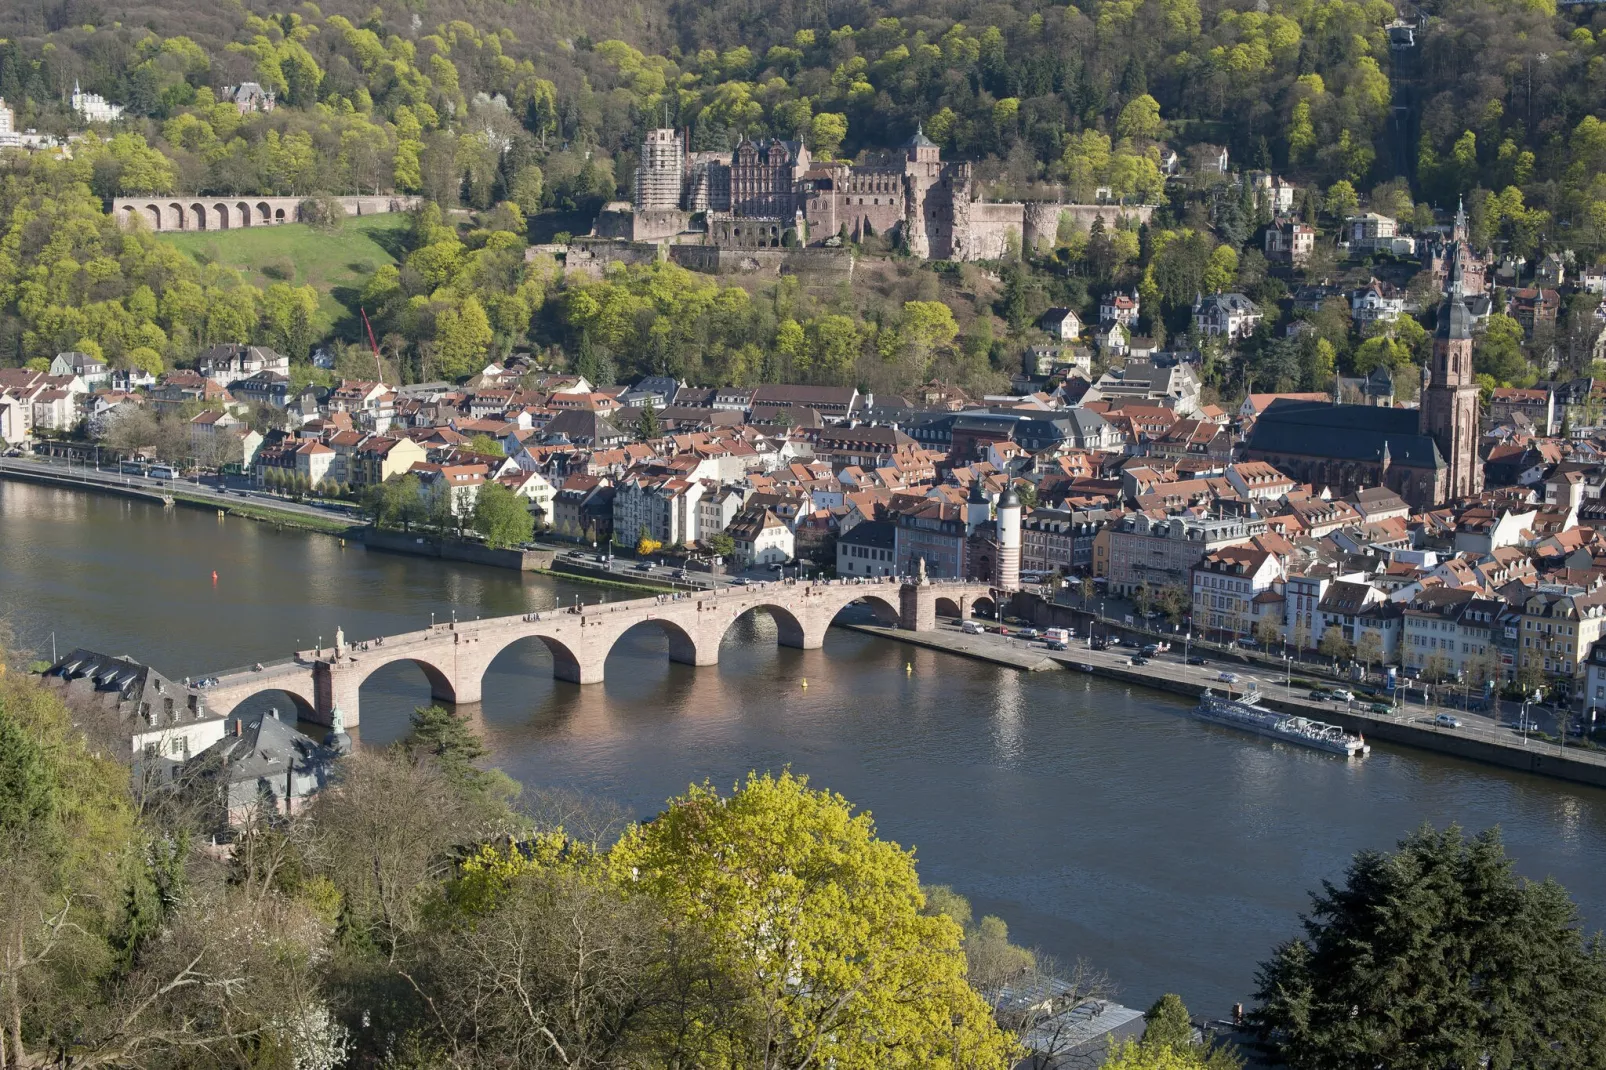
[1038,307,1083,341]
[1192,293,1263,343]
[728,506,793,567]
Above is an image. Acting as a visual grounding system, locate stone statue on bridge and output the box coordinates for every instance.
[916,556,929,585]
[334,626,346,658]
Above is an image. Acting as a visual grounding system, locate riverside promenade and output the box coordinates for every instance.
[850,621,1606,790]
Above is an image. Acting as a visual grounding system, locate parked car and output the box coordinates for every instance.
[1434,714,1463,728]
[961,621,984,635]
[1187,655,1208,666]
[732,577,750,585]
[1235,638,1259,649]
[1217,671,1239,683]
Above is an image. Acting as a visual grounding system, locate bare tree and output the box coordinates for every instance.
[308,752,470,963]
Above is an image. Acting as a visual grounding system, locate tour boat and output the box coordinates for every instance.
[1193,687,1370,758]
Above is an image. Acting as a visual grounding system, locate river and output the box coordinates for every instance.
[6,480,1606,1016]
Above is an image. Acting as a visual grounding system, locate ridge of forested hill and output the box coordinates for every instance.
[0,0,1600,403]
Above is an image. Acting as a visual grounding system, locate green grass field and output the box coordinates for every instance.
[158,213,410,335]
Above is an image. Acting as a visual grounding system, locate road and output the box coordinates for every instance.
[946,617,1603,763]
[0,455,362,525]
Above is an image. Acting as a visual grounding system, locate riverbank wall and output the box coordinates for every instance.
[361,528,556,571]
[0,463,172,506]
[843,621,1606,791]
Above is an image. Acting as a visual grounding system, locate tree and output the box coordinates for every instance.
[297,194,345,231]
[435,296,494,380]
[1250,825,1606,1070]
[1160,585,1189,627]
[1101,1039,1213,1070]
[1318,628,1353,664]
[1323,180,1359,223]
[608,771,1020,1069]
[466,433,506,457]
[638,398,661,440]
[809,113,849,159]
[704,531,735,559]
[1115,94,1166,141]
[636,528,663,558]
[471,481,535,549]
[1255,616,1281,649]
[1355,631,1382,675]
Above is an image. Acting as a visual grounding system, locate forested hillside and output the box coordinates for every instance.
[0,0,1600,398]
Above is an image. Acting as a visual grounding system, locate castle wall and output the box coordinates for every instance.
[668,245,853,278]
[563,239,663,279]
[964,202,1028,261]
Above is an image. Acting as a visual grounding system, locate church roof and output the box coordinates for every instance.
[1246,400,1445,470]
[907,123,937,149]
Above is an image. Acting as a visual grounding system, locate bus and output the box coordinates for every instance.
[148,464,177,481]
[118,461,146,476]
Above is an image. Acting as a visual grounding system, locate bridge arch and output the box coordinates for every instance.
[477,630,588,685]
[935,596,964,619]
[211,202,231,228]
[256,201,272,224]
[190,202,208,230]
[167,202,186,230]
[143,203,162,228]
[971,594,998,620]
[236,200,252,226]
[721,602,812,649]
[604,616,709,668]
[350,651,459,704]
[838,592,900,625]
[223,687,317,723]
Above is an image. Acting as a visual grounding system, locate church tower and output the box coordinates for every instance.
[1419,254,1482,503]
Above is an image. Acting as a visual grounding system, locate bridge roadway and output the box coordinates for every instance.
[198,577,999,727]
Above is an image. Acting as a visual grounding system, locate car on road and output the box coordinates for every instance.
[961,621,984,635]
[633,562,654,572]
[1509,716,1542,732]
[1368,702,1393,715]
[1216,671,1239,683]
[1140,643,1159,657]
[1187,655,1207,666]
[1090,637,1110,650]
[731,577,750,585]
[1016,628,1040,640]
[1434,714,1463,728]
[1129,655,1149,666]
[1103,636,1121,647]
[1330,689,1355,702]
[672,569,688,579]
[1307,690,1330,701]
[1046,639,1069,651]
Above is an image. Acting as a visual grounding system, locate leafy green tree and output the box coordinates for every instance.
[704,531,736,558]
[1251,825,1606,1070]
[471,481,534,549]
[466,433,505,456]
[608,771,1020,1069]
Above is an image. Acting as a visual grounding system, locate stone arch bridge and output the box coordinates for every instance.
[199,578,1000,727]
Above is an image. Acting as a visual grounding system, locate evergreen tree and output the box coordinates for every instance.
[1251,825,1606,1070]
[638,398,660,439]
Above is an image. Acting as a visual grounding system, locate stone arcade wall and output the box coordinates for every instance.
[111,194,421,232]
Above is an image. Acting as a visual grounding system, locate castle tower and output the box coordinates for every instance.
[634,128,685,211]
[1419,253,1482,503]
[995,485,1022,590]
[1452,195,1468,243]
